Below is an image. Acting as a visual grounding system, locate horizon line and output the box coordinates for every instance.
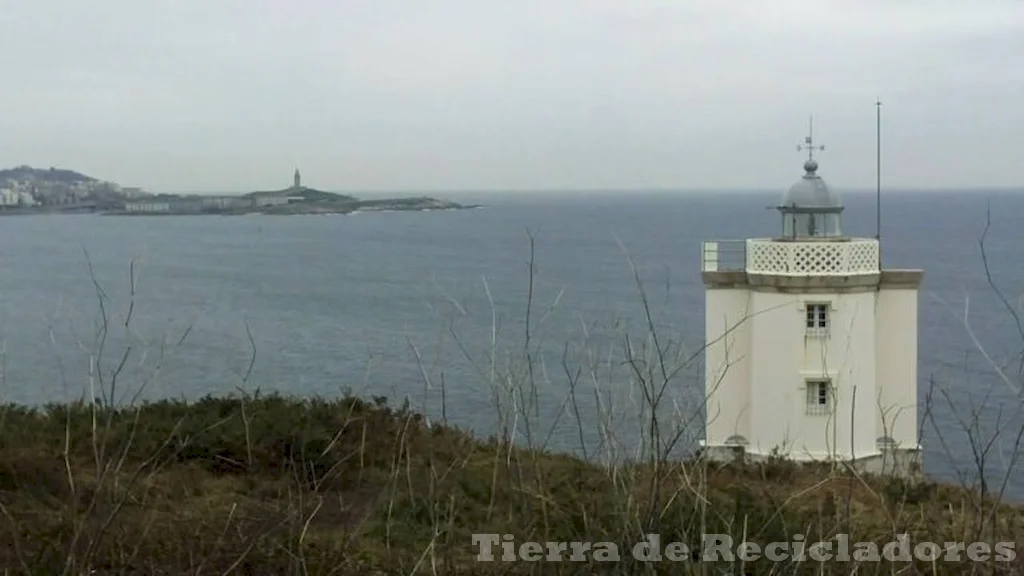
[143,185,1024,196]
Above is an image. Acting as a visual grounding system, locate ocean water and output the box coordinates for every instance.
[0,189,1022,499]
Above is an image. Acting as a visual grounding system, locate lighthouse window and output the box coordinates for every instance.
[806,380,832,415]
[805,303,829,335]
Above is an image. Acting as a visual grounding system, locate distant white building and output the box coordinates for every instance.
[200,196,248,210]
[699,127,922,476]
[251,194,289,207]
[0,189,36,206]
[125,201,170,213]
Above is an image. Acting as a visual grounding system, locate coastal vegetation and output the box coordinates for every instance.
[0,393,1020,574]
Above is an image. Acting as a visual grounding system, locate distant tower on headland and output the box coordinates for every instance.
[293,168,301,190]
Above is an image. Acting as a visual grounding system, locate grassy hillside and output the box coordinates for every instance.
[0,393,1020,574]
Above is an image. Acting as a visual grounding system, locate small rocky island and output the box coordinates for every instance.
[108,169,476,216]
[0,166,476,216]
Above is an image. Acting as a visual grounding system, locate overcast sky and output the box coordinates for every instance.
[0,0,1020,193]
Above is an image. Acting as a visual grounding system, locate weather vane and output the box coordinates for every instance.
[797,115,825,161]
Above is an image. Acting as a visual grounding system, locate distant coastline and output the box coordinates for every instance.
[102,189,479,216]
[0,165,480,216]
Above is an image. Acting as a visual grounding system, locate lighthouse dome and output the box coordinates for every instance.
[781,159,842,209]
[777,158,844,238]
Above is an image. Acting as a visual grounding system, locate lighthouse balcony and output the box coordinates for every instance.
[701,238,880,276]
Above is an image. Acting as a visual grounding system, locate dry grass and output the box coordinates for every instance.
[0,393,1020,575]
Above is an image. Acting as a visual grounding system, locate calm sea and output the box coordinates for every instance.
[0,190,1022,499]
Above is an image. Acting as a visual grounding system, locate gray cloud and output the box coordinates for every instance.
[0,0,1020,192]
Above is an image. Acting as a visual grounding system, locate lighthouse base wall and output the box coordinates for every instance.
[698,443,923,480]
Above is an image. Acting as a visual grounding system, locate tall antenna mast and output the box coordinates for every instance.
[876,99,882,251]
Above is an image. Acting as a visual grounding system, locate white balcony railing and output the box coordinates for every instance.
[702,238,880,276]
[700,240,747,272]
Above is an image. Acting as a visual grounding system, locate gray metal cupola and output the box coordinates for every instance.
[777,119,843,239]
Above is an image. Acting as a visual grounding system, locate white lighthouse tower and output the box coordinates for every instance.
[699,123,923,476]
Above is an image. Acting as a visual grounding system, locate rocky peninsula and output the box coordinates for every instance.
[0,165,478,216]
[105,187,477,216]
